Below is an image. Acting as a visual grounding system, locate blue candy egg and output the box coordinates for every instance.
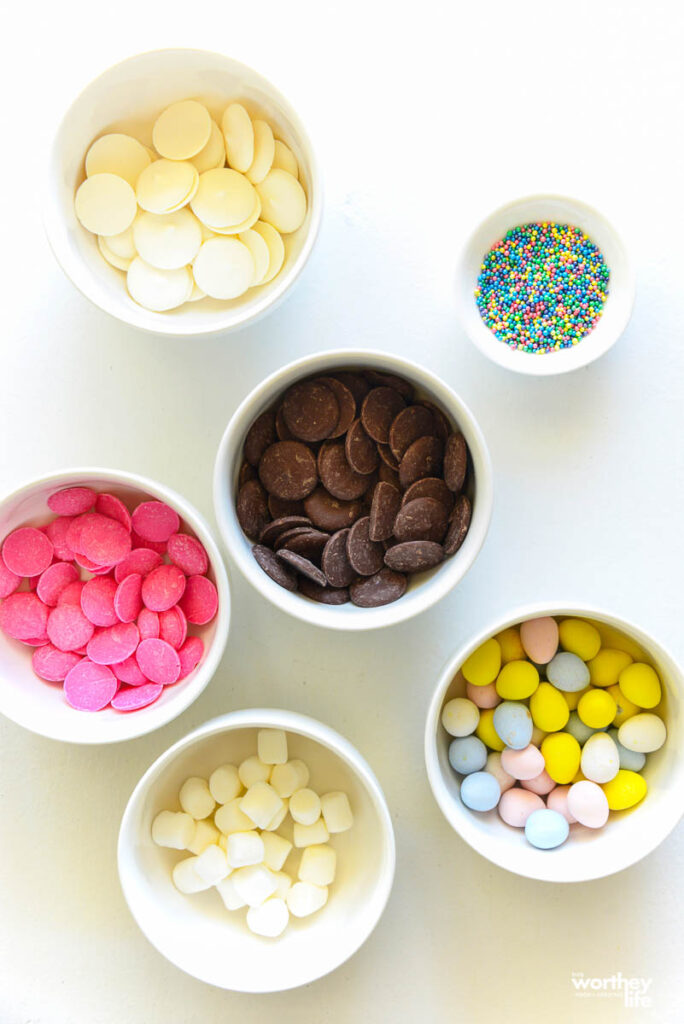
[566,711,606,745]
[524,808,570,849]
[547,652,590,692]
[607,728,647,772]
[460,771,501,812]
[493,701,533,750]
[448,735,487,775]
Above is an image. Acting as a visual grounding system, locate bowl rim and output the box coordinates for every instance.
[117,707,397,991]
[456,192,636,377]
[0,466,231,744]
[424,600,684,883]
[43,46,323,337]
[213,348,494,631]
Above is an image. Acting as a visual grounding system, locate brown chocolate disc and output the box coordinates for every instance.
[361,387,406,444]
[384,540,445,572]
[252,544,298,591]
[345,418,379,475]
[276,549,328,587]
[369,481,401,542]
[444,433,468,493]
[418,400,450,442]
[347,516,385,576]
[398,435,444,490]
[244,410,277,467]
[393,497,448,543]
[321,529,355,587]
[282,380,339,442]
[298,577,350,604]
[303,488,364,532]
[318,441,372,501]
[377,443,399,470]
[378,461,400,489]
[268,494,305,518]
[316,376,356,438]
[259,515,312,547]
[275,405,294,441]
[273,526,319,550]
[332,371,370,406]
[444,494,472,555]
[364,370,415,402]
[402,476,455,513]
[236,480,269,539]
[350,568,407,607]
[239,460,257,487]
[258,441,318,500]
[280,529,330,560]
[388,405,436,462]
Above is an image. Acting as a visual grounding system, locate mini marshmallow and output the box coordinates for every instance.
[321,791,354,834]
[179,777,215,820]
[271,761,306,798]
[261,830,292,872]
[239,782,284,830]
[151,810,196,850]
[232,864,278,907]
[293,819,329,848]
[272,870,293,900]
[209,764,242,804]
[215,874,246,911]
[263,798,289,832]
[298,844,337,887]
[225,830,265,868]
[246,897,289,938]
[194,844,231,884]
[289,788,321,826]
[238,755,271,788]
[187,819,220,855]
[286,881,328,918]
[214,799,253,835]
[172,856,212,894]
[257,728,288,765]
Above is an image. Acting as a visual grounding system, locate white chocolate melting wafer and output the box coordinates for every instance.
[239,228,270,285]
[252,221,285,284]
[85,134,151,187]
[153,100,212,160]
[272,139,298,179]
[256,168,306,234]
[190,119,226,173]
[136,159,198,214]
[190,168,257,230]
[75,173,137,236]
[127,258,193,311]
[193,237,254,300]
[246,119,275,184]
[222,102,254,172]
[133,209,202,270]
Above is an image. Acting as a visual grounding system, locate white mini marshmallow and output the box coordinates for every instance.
[271,759,309,798]
[215,874,246,911]
[172,856,212,895]
[298,844,336,886]
[214,799,253,835]
[246,897,289,938]
[257,728,288,765]
[263,799,289,832]
[293,819,329,848]
[272,870,293,900]
[232,864,278,907]
[289,788,321,826]
[239,782,284,830]
[151,810,196,850]
[179,777,215,819]
[225,831,265,868]
[321,791,354,834]
[238,755,271,788]
[186,819,220,855]
[286,881,328,918]
[194,844,231,885]
[261,831,292,872]
[208,764,242,804]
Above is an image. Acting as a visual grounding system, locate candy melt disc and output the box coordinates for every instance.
[104,225,137,260]
[136,159,199,215]
[222,102,254,172]
[272,139,298,179]
[187,280,206,301]
[190,120,226,173]
[3,527,53,576]
[256,169,307,234]
[63,659,118,711]
[75,173,137,236]
[131,501,180,543]
[85,133,152,187]
[190,168,257,230]
[98,235,132,271]
[252,221,285,284]
[153,100,211,160]
[111,681,163,711]
[193,237,254,300]
[127,258,193,311]
[133,209,202,270]
[136,637,181,684]
[239,228,270,285]
[209,195,261,235]
[246,119,275,184]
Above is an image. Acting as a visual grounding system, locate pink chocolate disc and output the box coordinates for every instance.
[32,644,82,682]
[2,527,54,577]
[114,573,143,623]
[159,606,187,649]
[131,531,167,555]
[44,517,75,561]
[47,487,96,517]
[58,580,84,606]
[0,557,21,598]
[111,682,163,711]
[0,592,50,640]
[178,636,204,679]
[63,659,118,711]
[47,603,95,652]
[78,514,131,566]
[36,562,79,606]
[131,501,180,543]
[178,575,219,625]
[87,621,140,665]
[95,493,132,530]
[112,654,148,685]
[141,564,186,612]
[114,547,162,583]
[135,638,181,684]
[167,533,209,576]
[80,577,119,626]
[137,608,160,639]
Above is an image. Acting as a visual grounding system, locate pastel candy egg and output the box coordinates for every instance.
[485,751,516,794]
[498,788,545,828]
[580,732,620,783]
[461,638,501,687]
[618,663,662,709]
[565,710,603,745]
[618,713,666,753]
[530,682,569,733]
[588,649,633,688]
[524,808,570,849]
[441,697,479,737]
[466,681,500,709]
[577,689,617,729]
[448,736,487,775]
[530,725,547,747]
[541,732,581,784]
[602,769,647,810]
[495,660,539,700]
[460,771,501,812]
[546,785,577,823]
[475,708,505,751]
[501,744,545,781]
[547,651,590,692]
[607,729,646,772]
[495,626,525,663]
[607,684,639,726]
[520,616,559,664]
[567,780,609,828]
[559,618,601,661]
[521,769,555,796]
[562,686,590,711]
[492,701,533,750]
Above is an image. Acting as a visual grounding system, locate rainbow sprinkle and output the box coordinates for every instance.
[475,223,610,354]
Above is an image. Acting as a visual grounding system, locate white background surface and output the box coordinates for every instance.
[1,1,683,1021]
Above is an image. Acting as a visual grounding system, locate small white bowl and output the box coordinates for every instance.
[0,468,230,744]
[457,194,635,376]
[44,48,322,336]
[425,603,684,883]
[118,708,395,991]
[213,349,493,631]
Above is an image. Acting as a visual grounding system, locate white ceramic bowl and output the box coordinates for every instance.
[118,708,395,991]
[425,603,684,883]
[457,194,635,376]
[0,468,230,744]
[214,349,493,630]
[44,48,322,336]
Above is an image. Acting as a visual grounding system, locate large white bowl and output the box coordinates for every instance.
[425,603,684,883]
[457,194,635,376]
[0,468,230,744]
[213,349,493,631]
[44,48,322,336]
[118,709,396,991]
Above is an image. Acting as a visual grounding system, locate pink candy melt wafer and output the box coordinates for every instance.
[178,575,219,625]
[2,527,54,576]
[47,487,96,517]
[131,500,180,543]
[32,644,82,682]
[58,580,84,606]
[95,493,132,530]
[112,654,148,685]
[111,681,163,711]
[63,659,118,711]
[159,606,187,649]
[131,530,167,555]
[114,547,162,583]
[47,603,95,652]
[137,608,160,639]
[79,513,131,566]
[178,636,204,679]
[87,621,139,665]
[141,564,186,612]
[0,557,21,598]
[36,562,79,606]
[114,573,143,622]
[135,637,181,684]
[80,577,119,626]
[0,592,49,640]
[167,533,209,576]
[45,517,75,561]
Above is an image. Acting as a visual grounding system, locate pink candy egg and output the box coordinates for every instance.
[498,788,545,827]
[567,780,609,828]
[521,768,556,796]
[466,681,500,709]
[520,616,559,665]
[501,744,545,781]
[546,785,578,824]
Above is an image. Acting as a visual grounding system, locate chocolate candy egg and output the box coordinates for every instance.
[460,771,501,812]
[520,616,559,664]
[448,736,487,774]
[567,780,609,828]
[602,769,648,810]
[524,808,569,849]
[607,728,646,772]
[547,651,590,692]
[493,701,533,750]
[618,713,666,753]
[498,788,544,827]
[580,732,620,783]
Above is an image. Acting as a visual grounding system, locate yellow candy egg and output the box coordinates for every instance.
[530,682,569,733]
[563,686,590,711]
[607,684,639,726]
[602,769,647,810]
[541,732,581,784]
[495,660,539,700]
[462,638,501,687]
[475,708,505,751]
[572,769,586,783]
[559,618,601,661]
[531,725,547,747]
[588,648,633,688]
[618,663,662,709]
[496,627,525,664]
[577,689,617,729]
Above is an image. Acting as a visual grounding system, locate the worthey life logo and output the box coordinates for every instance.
[571,971,653,1009]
